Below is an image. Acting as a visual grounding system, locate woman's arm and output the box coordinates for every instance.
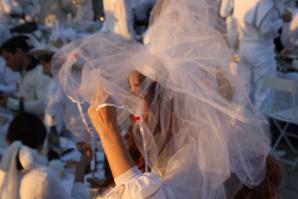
[88,105,135,179]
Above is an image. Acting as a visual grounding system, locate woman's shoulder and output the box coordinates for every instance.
[101,167,175,199]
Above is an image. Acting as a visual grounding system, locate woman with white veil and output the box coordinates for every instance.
[53,0,271,198]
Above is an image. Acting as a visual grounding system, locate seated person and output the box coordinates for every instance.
[0,35,51,117]
[0,112,92,199]
[0,56,19,95]
[37,0,76,27]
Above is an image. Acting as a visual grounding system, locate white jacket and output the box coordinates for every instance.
[7,64,51,116]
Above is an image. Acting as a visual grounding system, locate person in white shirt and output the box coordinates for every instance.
[39,50,79,135]
[237,0,291,114]
[0,112,92,199]
[101,0,136,40]
[0,35,51,117]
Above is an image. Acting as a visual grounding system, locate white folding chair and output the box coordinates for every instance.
[263,75,298,168]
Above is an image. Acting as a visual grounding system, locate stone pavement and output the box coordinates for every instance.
[279,161,298,199]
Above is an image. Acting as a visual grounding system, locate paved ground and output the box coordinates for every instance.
[279,162,298,199]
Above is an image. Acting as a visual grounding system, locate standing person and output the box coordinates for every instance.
[0,112,92,199]
[37,50,65,133]
[237,0,292,114]
[101,0,136,40]
[37,0,76,27]
[53,0,271,198]
[73,0,94,24]
[0,36,50,117]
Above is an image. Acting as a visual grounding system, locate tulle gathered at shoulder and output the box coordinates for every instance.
[52,0,271,198]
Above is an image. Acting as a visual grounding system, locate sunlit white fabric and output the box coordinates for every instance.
[0,141,90,199]
[219,0,240,51]
[101,0,136,40]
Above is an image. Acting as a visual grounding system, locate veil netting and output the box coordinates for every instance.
[52,0,271,198]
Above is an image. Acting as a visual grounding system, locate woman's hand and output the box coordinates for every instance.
[88,102,118,138]
[88,84,119,136]
[88,89,135,179]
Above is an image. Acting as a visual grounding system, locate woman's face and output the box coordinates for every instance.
[128,71,149,120]
[128,71,141,95]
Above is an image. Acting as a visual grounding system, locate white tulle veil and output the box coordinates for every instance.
[52,0,271,198]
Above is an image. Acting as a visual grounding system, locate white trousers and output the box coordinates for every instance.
[238,41,276,115]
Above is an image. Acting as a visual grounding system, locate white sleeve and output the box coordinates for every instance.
[109,166,175,199]
[259,9,283,36]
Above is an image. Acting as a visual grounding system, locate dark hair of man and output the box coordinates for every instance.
[6,112,47,149]
[0,35,32,54]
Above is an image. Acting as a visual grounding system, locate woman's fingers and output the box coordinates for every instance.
[88,104,118,135]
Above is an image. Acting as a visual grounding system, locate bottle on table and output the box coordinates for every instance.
[18,96,24,113]
[47,116,61,161]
